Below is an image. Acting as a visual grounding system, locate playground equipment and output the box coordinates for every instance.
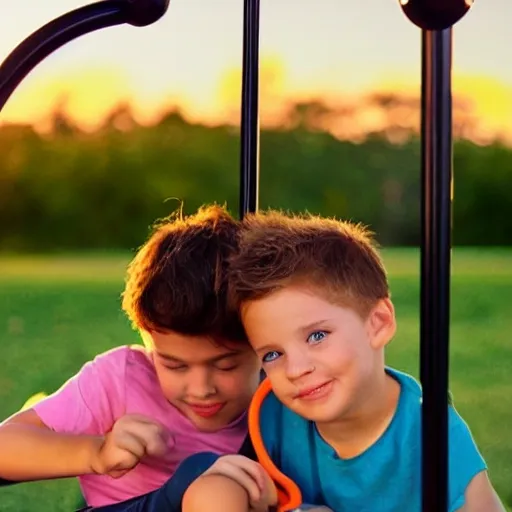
[0,0,475,510]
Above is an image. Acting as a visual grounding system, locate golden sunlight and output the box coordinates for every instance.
[376,73,512,144]
[216,56,289,126]
[1,66,135,132]
[1,60,511,145]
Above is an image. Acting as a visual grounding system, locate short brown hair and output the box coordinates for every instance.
[122,204,245,342]
[228,210,389,317]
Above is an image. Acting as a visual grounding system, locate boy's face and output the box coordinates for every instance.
[241,285,396,425]
[148,331,261,432]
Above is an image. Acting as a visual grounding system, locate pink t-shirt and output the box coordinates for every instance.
[32,345,248,507]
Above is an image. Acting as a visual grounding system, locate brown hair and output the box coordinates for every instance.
[122,204,245,342]
[228,210,389,317]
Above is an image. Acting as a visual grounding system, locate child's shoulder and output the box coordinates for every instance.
[91,344,148,365]
[85,344,153,380]
[386,367,474,434]
[386,366,422,400]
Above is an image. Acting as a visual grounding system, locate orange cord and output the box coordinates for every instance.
[248,378,303,512]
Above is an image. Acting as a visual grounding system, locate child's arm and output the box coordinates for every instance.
[0,409,167,481]
[182,454,277,512]
[446,407,505,511]
[182,474,252,512]
[459,471,506,512]
[0,409,102,480]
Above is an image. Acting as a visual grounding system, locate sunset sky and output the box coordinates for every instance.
[0,0,511,140]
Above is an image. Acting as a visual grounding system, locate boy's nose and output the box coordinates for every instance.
[285,352,315,381]
[186,368,216,398]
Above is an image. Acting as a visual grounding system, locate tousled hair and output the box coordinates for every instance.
[228,210,389,317]
[122,204,246,343]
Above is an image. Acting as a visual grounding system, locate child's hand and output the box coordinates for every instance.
[90,414,169,478]
[202,454,277,511]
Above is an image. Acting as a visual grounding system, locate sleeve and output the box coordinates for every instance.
[32,347,128,435]
[448,406,487,512]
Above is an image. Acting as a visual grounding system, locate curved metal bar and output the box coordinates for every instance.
[0,0,169,112]
[0,0,170,486]
[239,0,260,218]
[398,1,473,510]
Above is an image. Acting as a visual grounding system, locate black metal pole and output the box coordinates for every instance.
[420,28,453,512]
[239,0,260,218]
[398,1,472,507]
[0,0,169,113]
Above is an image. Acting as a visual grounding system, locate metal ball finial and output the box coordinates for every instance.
[399,0,473,30]
[125,0,170,27]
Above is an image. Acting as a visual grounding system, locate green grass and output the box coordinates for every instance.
[0,248,511,510]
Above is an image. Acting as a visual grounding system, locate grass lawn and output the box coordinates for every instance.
[0,248,511,510]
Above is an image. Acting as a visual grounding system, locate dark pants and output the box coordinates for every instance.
[83,452,220,512]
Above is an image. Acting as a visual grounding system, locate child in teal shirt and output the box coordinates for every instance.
[182,211,504,512]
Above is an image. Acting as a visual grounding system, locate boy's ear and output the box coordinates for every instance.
[367,298,396,350]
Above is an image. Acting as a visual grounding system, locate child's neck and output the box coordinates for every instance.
[316,370,400,460]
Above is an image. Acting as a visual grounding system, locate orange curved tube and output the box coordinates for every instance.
[248,378,303,512]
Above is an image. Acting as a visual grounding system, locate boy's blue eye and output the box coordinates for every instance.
[307,330,327,344]
[262,350,281,363]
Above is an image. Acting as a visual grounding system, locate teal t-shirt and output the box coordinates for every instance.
[259,368,486,511]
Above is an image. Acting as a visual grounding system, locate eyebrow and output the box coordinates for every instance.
[155,351,241,364]
[297,319,331,335]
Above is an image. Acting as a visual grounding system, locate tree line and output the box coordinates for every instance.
[0,97,510,252]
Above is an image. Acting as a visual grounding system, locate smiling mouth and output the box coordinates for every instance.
[186,402,225,417]
[295,380,334,401]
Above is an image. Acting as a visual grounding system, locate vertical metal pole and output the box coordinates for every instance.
[420,28,453,512]
[239,0,260,218]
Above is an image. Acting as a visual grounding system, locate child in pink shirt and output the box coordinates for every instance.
[0,205,263,510]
